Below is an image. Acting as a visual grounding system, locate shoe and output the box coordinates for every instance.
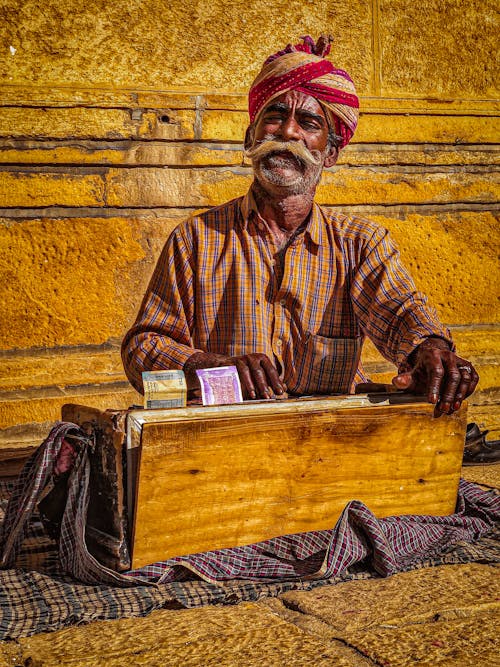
[462,422,500,466]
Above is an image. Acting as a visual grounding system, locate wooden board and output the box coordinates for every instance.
[127,395,467,569]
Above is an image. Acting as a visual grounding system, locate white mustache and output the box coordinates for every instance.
[244,140,322,167]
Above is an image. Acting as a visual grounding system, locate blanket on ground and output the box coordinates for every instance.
[0,423,498,639]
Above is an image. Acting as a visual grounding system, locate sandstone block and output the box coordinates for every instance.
[379,0,498,98]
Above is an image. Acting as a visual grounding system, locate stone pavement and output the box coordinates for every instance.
[0,466,498,667]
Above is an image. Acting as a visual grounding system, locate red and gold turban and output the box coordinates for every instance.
[248,35,359,149]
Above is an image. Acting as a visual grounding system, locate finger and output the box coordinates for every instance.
[452,372,471,411]
[425,356,446,407]
[247,357,275,398]
[259,356,285,395]
[453,365,480,410]
[436,362,461,414]
[233,358,258,399]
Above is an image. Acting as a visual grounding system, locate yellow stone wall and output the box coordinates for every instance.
[0,0,498,451]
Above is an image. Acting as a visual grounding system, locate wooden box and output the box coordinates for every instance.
[124,395,466,569]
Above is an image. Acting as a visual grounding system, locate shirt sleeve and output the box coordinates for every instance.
[121,222,203,393]
[350,225,454,369]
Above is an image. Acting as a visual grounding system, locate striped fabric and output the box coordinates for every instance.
[122,190,452,394]
[248,35,359,148]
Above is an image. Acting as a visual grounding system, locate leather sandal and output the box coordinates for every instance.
[463,422,500,466]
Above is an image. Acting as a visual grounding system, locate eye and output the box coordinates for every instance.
[300,118,322,130]
[263,113,284,123]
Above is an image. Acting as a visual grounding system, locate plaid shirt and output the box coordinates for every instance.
[122,188,452,394]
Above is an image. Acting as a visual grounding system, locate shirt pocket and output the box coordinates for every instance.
[290,333,363,395]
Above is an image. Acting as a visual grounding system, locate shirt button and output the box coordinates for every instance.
[280,299,286,306]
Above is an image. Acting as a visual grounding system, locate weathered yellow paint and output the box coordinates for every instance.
[0,145,127,165]
[2,142,496,168]
[105,168,251,208]
[0,108,138,139]
[355,114,500,145]
[201,110,500,144]
[0,386,141,431]
[0,0,375,93]
[0,217,145,348]
[369,212,500,324]
[136,110,196,140]
[0,347,126,391]
[7,163,498,209]
[316,169,498,207]
[0,108,195,141]
[1,1,497,99]
[2,86,497,115]
[469,406,500,439]
[0,170,106,207]
[379,0,498,98]
[340,145,500,167]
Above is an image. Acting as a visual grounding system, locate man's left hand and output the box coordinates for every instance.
[392,338,479,415]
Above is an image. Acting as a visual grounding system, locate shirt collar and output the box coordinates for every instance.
[239,185,323,248]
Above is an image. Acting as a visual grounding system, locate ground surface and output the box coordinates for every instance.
[0,464,498,667]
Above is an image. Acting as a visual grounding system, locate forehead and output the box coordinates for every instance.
[261,90,326,117]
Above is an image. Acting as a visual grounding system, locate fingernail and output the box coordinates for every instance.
[454,400,461,410]
[250,390,256,399]
[431,393,438,404]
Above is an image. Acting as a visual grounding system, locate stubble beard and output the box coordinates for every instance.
[245,138,326,195]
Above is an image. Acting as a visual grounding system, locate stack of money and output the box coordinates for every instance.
[142,370,187,409]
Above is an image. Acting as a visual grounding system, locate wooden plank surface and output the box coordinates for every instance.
[129,397,466,568]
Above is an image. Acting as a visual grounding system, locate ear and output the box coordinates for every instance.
[244,125,255,151]
[323,145,339,168]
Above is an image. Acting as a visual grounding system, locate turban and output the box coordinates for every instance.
[248,35,359,149]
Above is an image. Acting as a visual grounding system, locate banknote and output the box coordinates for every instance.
[195,366,243,405]
[142,370,187,409]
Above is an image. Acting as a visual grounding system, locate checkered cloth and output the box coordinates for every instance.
[0,423,499,638]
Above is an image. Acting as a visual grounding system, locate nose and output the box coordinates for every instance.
[280,115,302,141]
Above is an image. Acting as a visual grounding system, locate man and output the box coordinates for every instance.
[122,35,478,415]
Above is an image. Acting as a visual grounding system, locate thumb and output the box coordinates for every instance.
[392,371,415,391]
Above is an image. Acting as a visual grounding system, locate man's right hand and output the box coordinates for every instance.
[184,351,285,399]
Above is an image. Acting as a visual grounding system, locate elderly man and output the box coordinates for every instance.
[122,35,478,415]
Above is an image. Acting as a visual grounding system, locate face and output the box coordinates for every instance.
[246,90,338,195]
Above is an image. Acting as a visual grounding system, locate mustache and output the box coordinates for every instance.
[244,140,322,167]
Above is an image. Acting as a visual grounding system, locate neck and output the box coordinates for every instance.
[252,180,315,233]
